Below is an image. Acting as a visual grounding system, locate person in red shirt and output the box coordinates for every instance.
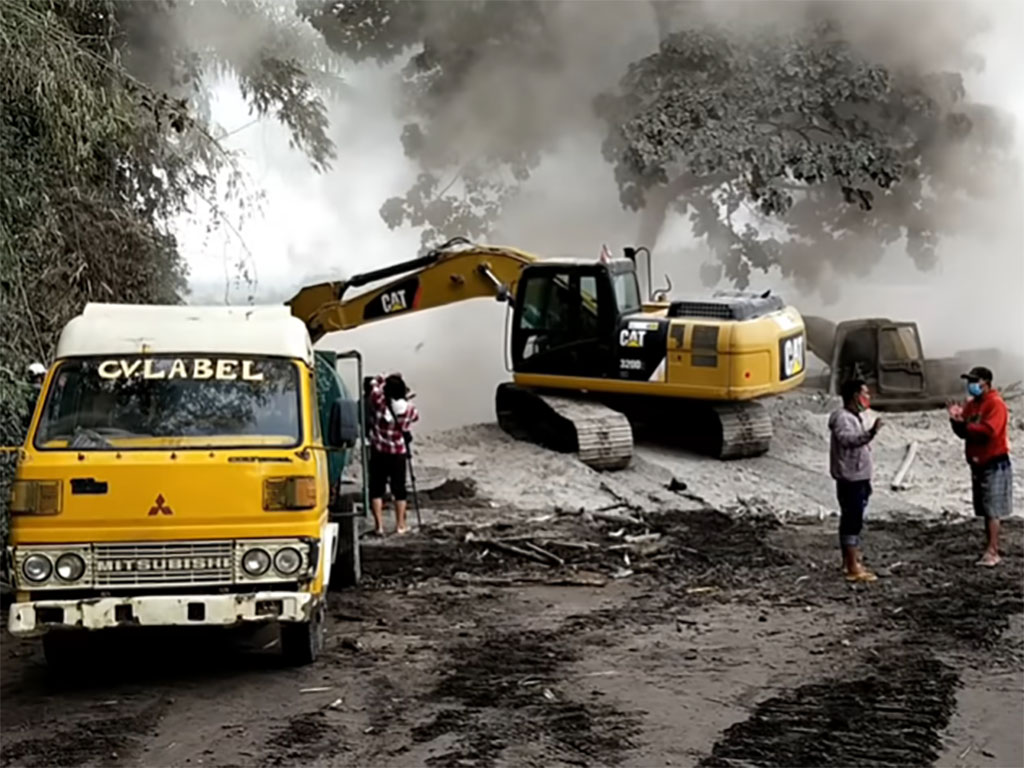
[948,365,1013,567]
[367,373,419,536]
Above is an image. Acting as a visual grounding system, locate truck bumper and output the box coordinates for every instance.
[7,591,316,637]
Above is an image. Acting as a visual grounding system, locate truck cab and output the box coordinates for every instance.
[6,304,359,666]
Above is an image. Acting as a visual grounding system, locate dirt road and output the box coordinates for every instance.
[2,503,1021,768]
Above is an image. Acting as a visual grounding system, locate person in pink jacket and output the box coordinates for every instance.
[828,378,883,582]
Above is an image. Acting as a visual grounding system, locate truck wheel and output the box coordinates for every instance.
[42,632,79,671]
[332,512,361,588]
[280,603,325,666]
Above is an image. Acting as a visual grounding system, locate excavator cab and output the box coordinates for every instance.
[509,260,642,380]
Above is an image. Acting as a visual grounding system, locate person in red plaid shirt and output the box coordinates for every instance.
[367,373,419,535]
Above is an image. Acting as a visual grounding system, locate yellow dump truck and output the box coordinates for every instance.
[5,304,363,666]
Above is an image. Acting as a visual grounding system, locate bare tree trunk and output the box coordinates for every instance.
[650,1,674,43]
[636,185,673,251]
[635,173,699,250]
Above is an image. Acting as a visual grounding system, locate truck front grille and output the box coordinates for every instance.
[93,541,234,588]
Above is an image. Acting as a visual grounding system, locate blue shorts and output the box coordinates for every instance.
[972,456,1013,520]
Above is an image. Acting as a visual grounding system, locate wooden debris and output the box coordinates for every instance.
[483,540,553,566]
[591,510,645,527]
[598,481,642,511]
[544,540,599,550]
[624,533,661,544]
[451,573,606,588]
[891,441,920,490]
[522,540,565,567]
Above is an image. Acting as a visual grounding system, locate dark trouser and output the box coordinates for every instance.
[837,479,872,548]
[369,449,408,501]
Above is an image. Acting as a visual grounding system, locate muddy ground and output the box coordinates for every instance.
[2,496,1021,768]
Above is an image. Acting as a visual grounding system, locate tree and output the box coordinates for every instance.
[0,0,340,527]
[596,17,1014,292]
[298,0,577,249]
[301,1,1012,299]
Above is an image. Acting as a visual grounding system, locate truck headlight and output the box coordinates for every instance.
[55,553,86,582]
[263,476,317,511]
[22,554,53,583]
[241,548,271,576]
[273,547,302,575]
[10,480,62,515]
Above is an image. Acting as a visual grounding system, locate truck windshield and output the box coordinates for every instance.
[34,356,302,450]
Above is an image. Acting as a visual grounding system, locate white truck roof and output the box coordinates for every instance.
[55,304,314,364]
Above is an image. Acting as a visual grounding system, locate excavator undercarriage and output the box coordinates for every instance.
[495,384,634,470]
[496,384,775,469]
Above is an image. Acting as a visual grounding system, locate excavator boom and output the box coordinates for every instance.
[287,239,536,343]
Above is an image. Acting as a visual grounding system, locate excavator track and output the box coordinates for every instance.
[711,401,773,459]
[495,383,633,471]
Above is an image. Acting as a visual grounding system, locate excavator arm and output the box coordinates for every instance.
[287,238,538,343]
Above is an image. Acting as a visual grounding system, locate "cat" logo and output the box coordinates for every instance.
[381,290,408,313]
[620,329,647,348]
[780,334,805,380]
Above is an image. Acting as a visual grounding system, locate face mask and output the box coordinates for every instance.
[856,394,870,412]
[967,381,983,398]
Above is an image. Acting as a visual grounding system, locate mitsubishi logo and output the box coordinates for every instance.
[148,494,173,516]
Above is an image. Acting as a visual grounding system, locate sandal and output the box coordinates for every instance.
[845,570,878,583]
[975,554,1001,567]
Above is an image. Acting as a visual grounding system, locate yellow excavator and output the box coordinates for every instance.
[287,238,807,470]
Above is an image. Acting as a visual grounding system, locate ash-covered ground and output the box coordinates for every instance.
[2,392,1021,768]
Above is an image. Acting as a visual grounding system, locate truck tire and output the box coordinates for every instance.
[280,603,325,666]
[330,485,362,588]
[332,512,361,588]
[42,631,79,672]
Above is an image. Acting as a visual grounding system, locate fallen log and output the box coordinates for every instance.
[891,441,919,490]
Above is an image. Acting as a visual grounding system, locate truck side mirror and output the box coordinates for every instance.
[28,362,46,385]
[328,398,359,448]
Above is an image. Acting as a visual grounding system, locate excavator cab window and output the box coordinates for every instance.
[612,271,642,314]
[512,265,616,377]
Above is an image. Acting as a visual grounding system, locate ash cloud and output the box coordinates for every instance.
[178,1,1022,429]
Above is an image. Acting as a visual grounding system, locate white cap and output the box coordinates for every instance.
[390,398,409,417]
[28,363,46,377]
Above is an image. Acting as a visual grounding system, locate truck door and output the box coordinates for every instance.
[876,323,926,395]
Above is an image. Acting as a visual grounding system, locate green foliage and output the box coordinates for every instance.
[0,0,341,529]
[595,21,1013,288]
